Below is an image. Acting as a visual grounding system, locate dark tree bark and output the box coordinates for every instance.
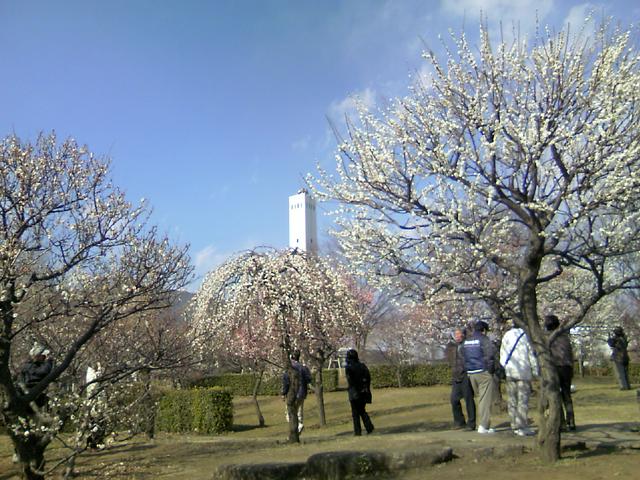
[251,369,265,427]
[519,237,562,462]
[313,366,326,426]
[285,363,301,443]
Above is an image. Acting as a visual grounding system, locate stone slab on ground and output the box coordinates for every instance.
[215,462,306,480]
[212,423,640,479]
[214,446,454,480]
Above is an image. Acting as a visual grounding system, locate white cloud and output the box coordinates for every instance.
[341,1,433,61]
[562,3,600,40]
[191,244,231,290]
[327,87,377,122]
[410,63,436,91]
[440,0,555,41]
[292,134,311,152]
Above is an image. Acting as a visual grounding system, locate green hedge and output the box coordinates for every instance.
[580,362,640,381]
[156,387,233,434]
[367,362,640,389]
[191,369,339,396]
[629,363,640,384]
[369,363,451,388]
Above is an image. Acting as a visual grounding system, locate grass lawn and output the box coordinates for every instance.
[0,376,638,478]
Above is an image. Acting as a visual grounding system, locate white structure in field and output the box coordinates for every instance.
[289,189,318,254]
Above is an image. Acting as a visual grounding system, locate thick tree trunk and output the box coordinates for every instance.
[518,233,562,462]
[285,363,301,443]
[536,354,563,462]
[251,370,265,427]
[12,431,48,480]
[2,393,52,480]
[314,367,326,426]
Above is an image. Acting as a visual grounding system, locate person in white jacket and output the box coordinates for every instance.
[500,325,538,436]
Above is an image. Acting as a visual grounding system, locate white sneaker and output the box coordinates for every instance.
[298,424,304,434]
[514,429,526,436]
[477,426,495,434]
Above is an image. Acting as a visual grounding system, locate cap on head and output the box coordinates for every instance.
[474,320,490,333]
[346,349,359,362]
[544,314,560,331]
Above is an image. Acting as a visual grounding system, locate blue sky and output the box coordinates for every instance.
[1,0,639,288]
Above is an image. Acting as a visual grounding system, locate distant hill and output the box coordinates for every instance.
[169,290,194,321]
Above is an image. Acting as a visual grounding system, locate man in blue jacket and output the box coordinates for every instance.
[282,349,312,433]
[463,320,497,434]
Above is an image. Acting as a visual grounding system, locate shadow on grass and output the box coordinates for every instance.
[372,402,440,417]
[571,421,640,433]
[86,442,156,457]
[232,424,262,433]
[0,470,19,480]
[564,445,620,460]
[333,420,453,436]
[378,421,452,434]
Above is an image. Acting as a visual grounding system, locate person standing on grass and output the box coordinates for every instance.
[449,328,476,431]
[607,326,631,390]
[281,349,312,434]
[345,349,374,436]
[500,322,538,436]
[463,320,497,434]
[545,314,576,431]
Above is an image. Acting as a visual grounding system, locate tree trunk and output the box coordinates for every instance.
[314,367,326,426]
[286,401,300,443]
[518,233,562,462]
[536,354,563,462]
[140,368,156,439]
[252,370,265,427]
[2,394,52,480]
[285,363,301,443]
[395,365,403,388]
[13,433,48,480]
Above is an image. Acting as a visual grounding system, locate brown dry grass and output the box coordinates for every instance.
[0,376,638,478]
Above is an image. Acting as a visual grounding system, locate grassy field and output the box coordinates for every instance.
[0,377,638,478]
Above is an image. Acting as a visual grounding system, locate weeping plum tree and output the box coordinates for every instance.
[190,248,362,441]
[311,22,640,462]
[0,133,192,479]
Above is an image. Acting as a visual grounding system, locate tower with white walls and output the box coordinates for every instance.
[289,189,318,254]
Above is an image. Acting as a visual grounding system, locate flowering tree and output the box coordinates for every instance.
[191,248,362,440]
[55,301,199,477]
[311,22,640,462]
[0,134,192,479]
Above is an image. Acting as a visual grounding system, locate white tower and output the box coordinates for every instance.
[289,189,318,254]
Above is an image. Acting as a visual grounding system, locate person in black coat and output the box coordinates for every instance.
[18,344,53,408]
[608,326,631,390]
[345,349,374,436]
[449,328,476,430]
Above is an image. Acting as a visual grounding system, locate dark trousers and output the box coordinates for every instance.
[451,377,476,428]
[614,361,631,390]
[350,399,374,435]
[557,365,575,428]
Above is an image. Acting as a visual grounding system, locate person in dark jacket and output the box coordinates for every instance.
[545,314,576,431]
[607,326,631,390]
[345,349,374,436]
[282,349,312,433]
[462,320,497,433]
[449,328,476,430]
[18,344,53,408]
